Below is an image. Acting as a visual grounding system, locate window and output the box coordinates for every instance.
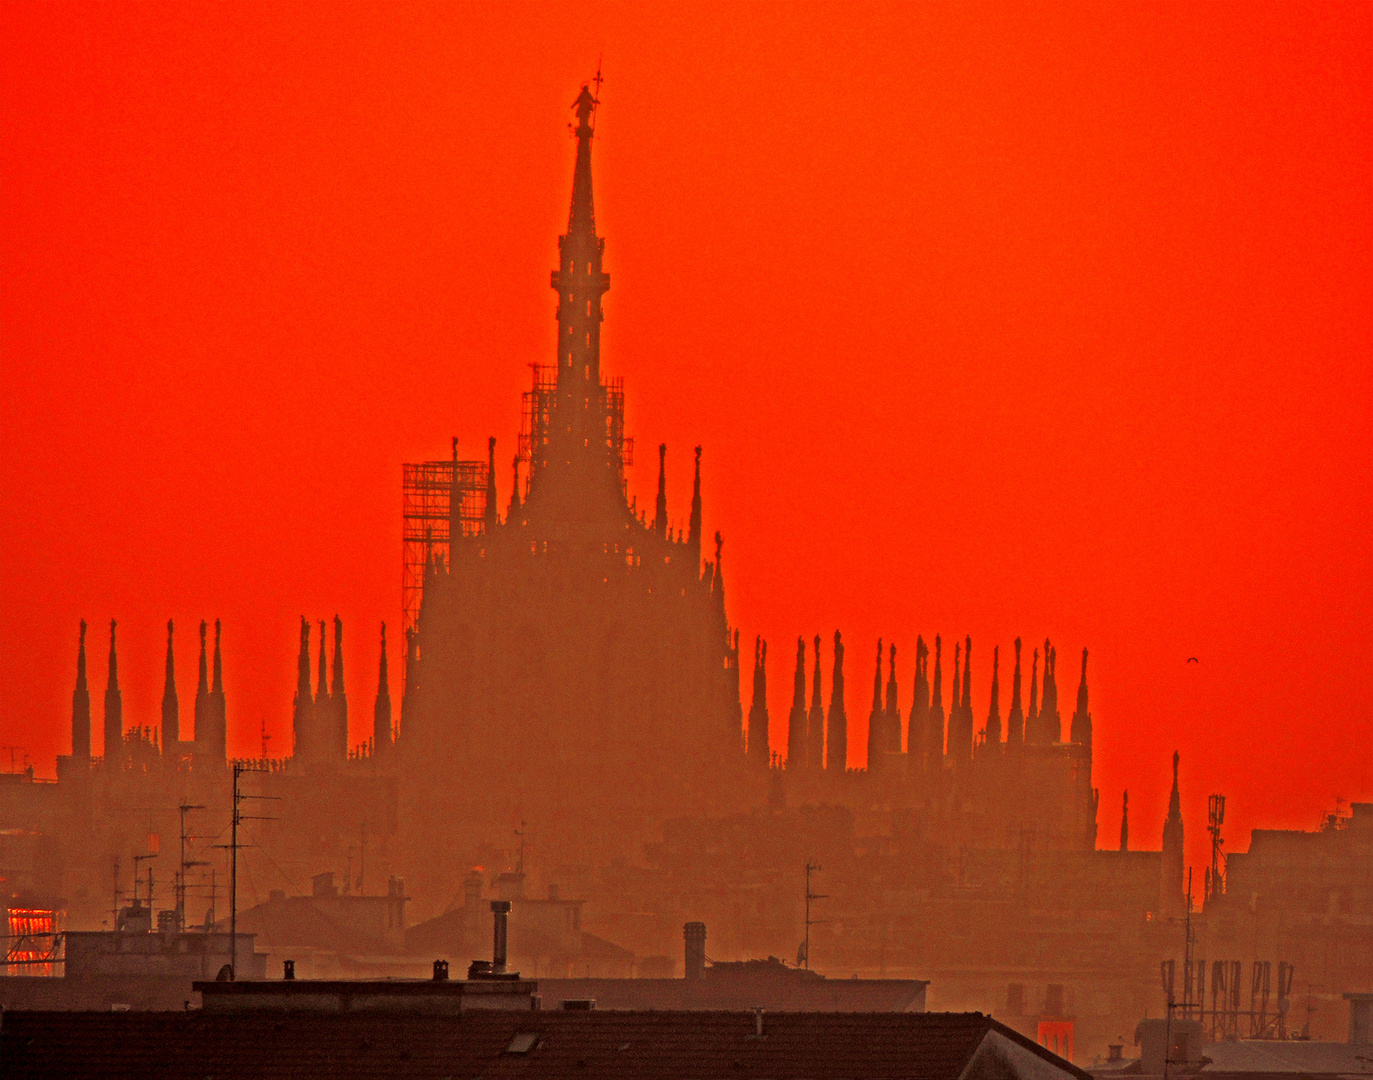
[506,1032,541,1055]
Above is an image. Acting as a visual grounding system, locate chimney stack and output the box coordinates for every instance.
[684,921,706,981]
[490,900,511,975]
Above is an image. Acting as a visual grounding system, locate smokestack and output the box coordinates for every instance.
[684,921,706,981]
[490,900,511,975]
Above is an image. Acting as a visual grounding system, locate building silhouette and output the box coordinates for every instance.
[395,83,746,868]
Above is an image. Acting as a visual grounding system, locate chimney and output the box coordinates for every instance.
[433,959,449,981]
[1108,1044,1123,1062]
[491,900,511,975]
[684,921,706,981]
[283,959,295,981]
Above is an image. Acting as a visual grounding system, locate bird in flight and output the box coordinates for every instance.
[1187,657,1199,663]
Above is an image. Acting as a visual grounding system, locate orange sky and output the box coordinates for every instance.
[2,2,1370,873]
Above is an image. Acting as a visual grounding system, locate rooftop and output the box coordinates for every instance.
[0,1009,1089,1080]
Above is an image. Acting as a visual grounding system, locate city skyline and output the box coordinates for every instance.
[3,2,1371,879]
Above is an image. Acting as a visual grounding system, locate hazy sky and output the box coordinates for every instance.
[3,2,1370,872]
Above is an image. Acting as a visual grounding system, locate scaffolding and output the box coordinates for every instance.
[401,456,489,638]
[517,365,634,496]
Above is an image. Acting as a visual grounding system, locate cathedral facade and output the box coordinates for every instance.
[395,85,749,863]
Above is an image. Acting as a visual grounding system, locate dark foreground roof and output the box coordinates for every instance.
[0,1009,1091,1080]
[538,974,927,1012]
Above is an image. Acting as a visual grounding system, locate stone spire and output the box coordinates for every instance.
[866,639,884,772]
[161,620,179,755]
[1006,637,1024,750]
[728,628,743,754]
[908,636,930,775]
[653,444,668,538]
[984,645,1001,749]
[1119,790,1129,852]
[1027,647,1040,743]
[507,456,522,523]
[194,621,210,745]
[535,78,613,508]
[71,619,91,761]
[747,637,770,767]
[711,531,727,617]
[316,618,331,749]
[786,637,808,768]
[205,619,226,766]
[292,618,313,759]
[956,636,974,766]
[961,636,972,718]
[485,437,499,530]
[100,620,120,762]
[400,626,419,745]
[884,642,900,755]
[374,623,392,754]
[948,640,963,767]
[927,635,945,769]
[1161,751,1185,917]
[1040,639,1060,743]
[825,631,847,773]
[687,445,703,556]
[331,616,348,759]
[1069,647,1092,749]
[806,634,825,771]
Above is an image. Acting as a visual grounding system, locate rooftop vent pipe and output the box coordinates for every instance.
[684,921,706,982]
[491,900,511,975]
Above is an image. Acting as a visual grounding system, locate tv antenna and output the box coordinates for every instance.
[132,852,159,905]
[216,762,278,979]
[801,860,828,971]
[177,803,207,931]
[1207,794,1226,902]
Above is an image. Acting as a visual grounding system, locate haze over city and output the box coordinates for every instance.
[0,7,1370,1072]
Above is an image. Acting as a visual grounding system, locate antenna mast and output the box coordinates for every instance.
[803,860,828,971]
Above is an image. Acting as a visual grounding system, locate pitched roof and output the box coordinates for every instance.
[230,896,390,956]
[0,1009,1090,1080]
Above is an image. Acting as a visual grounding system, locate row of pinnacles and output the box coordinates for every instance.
[64,617,227,774]
[748,631,1092,776]
[67,616,398,774]
[290,616,395,764]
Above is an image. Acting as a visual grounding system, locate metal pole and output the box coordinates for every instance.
[230,762,240,979]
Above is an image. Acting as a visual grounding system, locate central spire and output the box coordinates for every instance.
[552,82,610,434]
